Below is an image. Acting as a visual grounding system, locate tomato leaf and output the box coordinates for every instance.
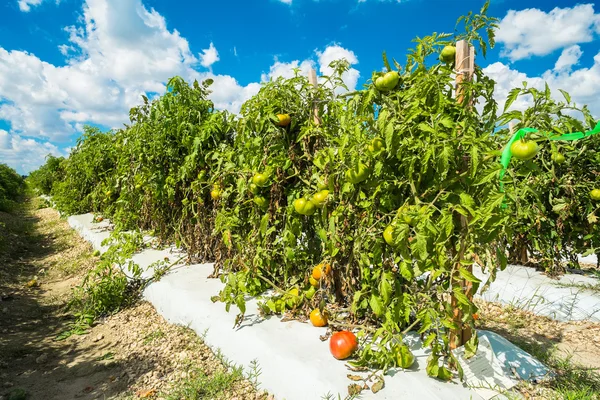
[458,267,481,283]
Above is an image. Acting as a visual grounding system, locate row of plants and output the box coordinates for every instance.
[28,2,599,384]
[0,163,25,212]
[498,85,600,273]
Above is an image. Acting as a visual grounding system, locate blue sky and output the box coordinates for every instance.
[1,0,599,174]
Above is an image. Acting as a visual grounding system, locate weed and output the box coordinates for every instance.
[162,367,244,400]
[143,330,166,344]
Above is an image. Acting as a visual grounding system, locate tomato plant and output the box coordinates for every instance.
[499,85,600,273]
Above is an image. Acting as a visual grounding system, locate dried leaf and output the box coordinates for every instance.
[348,383,363,396]
[371,376,385,393]
[347,374,363,381]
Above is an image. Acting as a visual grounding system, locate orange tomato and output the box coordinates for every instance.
[277,114,291,127]
[309,308,327,327]
[312,263,331,280]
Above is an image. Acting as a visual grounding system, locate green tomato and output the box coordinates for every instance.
[383,225,395,246]
[249,183,260,194]
[310,190,329,208]
[440,45,456,64]
[551,152,565,164]
[305,286,316,300]
[252,173,270,187]
[367,137,385,154]
[590,189,600,201]
[345,163,370,184]
[510,140,539,161]
[374,71,400,91]
[253,196,268,209]
[293,197,316,216]
[197,170,207,181]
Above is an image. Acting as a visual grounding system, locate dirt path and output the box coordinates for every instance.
[0,199,266,400]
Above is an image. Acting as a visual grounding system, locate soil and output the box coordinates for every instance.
[0,199,267,400]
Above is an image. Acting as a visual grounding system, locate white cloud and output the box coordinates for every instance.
[554,45,582,72]
[259,45,360,93]
[18,0,43,12]
[496,4,600,61]
[0,130,64,175]
[483,49,600,118]
[0,0,361,173]
[277,0,292,4]
[261,59,315,81]
[200,42,220,68]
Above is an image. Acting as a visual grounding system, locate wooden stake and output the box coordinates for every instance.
[450,40,475,350]
[308,68,321,126]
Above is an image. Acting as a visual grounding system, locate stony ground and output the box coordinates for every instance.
[0,198,268,400]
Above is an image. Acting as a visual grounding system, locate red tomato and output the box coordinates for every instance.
[329,331,358,360]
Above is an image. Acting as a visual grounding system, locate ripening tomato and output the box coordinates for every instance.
[252,173,269,187]
[510,140,539,161]
[329,331,358,360]
[277,114,291,127]
[440,45,456,64]
[590,189,600,201]
[309,276,319,287]
[472,313,479,320]
[310,190,329,207]
[210,187,221,200]
[345,163,370,184]
[312,263,331,280]
[294,197,316,215]
[309,308,328,327]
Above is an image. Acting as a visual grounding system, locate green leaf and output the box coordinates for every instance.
[369,293,384,318]
[558,89,571,104]
[452,286,471,306]
[399,261,414,281]
[437,366,453,381]
[412,233,429,261]
[260,213,269,236]
[380,272,394,305]
[503,87,521,113]
[382,51,392,72]
[458,267,481,283]
[464,333,479,359]
[396,344,415,369]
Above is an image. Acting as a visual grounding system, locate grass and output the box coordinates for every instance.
[162,366,245,400]
[143,329,166,344]
[553,280,600,295]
